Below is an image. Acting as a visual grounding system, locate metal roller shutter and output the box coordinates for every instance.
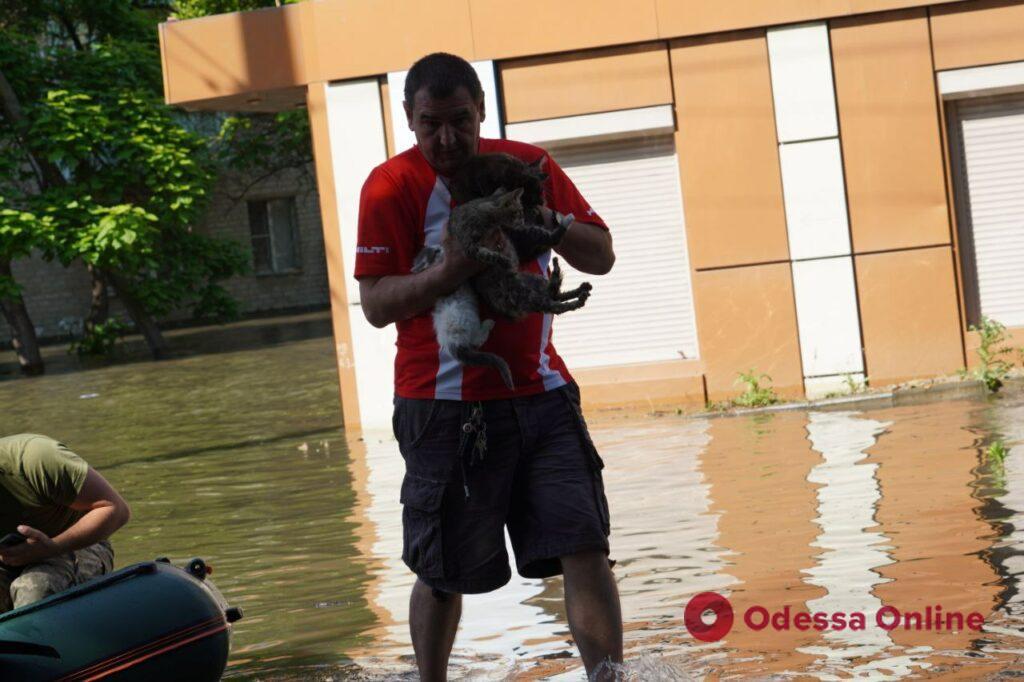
[544,133,699,367]
[951,93,1024,327]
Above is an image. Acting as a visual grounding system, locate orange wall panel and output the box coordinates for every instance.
[931,0,1024,71]
[573,360,706,411]
[310,1,476,80]
[692,262,804,401]
[655,0,961,38]
[670,32,790,270]
[469,0,659,61]
[855,246,964,386]
[500,43,673,123]
[830,10,951,253]
[160,5,309,106]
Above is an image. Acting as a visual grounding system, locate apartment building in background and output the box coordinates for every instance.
[158,0,1024,430]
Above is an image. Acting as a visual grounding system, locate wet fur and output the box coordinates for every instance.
[447,188,592,320]
[411,246,512,389]
[449,153,568,262]
[413,154,593,389]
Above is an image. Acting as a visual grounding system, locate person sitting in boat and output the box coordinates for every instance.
[0,434,131,612]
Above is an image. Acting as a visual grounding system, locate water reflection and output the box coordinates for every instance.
[1,317,1024,679]
[801,412,895,672]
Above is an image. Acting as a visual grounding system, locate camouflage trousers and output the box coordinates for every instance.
[0,541,114,613]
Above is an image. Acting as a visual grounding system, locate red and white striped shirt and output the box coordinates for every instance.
[354,138,608,401]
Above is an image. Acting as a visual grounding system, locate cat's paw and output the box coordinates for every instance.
[411,246,443,273]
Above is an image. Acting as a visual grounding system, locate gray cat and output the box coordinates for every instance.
[413,187,591,389]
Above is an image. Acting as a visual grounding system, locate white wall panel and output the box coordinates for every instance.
[779,138,852,260]
[324,79,395,430]
[505,105,674,146]
[792,257,864,377]
[387,61,502,155]
[939,60,1024,100]
[767,22,839,143]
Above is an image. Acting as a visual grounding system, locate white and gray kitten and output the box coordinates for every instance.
[411,244,512,389]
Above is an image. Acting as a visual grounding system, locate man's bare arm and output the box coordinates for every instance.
[544,207,615,275]
[0,468,130,566]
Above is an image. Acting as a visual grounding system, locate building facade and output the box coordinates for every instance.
[0,166,329,344]
[159,0,1024,431]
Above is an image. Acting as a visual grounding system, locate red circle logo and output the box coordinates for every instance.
[685,592,734,642]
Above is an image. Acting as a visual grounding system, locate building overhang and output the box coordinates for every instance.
[159,0,966,113]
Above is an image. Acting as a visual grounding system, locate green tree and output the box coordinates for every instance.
[0,1,250,366]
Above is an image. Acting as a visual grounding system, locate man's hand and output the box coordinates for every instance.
[359,221,508,328]
[544,206,615,275]
[0,526,59,567]
[437,223,502,283]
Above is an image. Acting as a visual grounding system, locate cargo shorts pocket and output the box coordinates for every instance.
[560,382,611,535]
[400,473,448,579]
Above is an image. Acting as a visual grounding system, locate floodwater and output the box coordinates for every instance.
[2,311,1024,680]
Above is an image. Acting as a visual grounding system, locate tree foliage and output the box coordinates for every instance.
[0,0,252,357]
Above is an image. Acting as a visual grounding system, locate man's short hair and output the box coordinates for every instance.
[404,53,483,105]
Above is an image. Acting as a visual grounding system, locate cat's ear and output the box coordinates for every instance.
[529,155,549,182]
[504,187,525,203]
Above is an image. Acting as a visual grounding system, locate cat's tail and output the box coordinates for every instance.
[453,347,515,390]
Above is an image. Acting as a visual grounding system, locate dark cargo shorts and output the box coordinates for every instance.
[392,381,611,594]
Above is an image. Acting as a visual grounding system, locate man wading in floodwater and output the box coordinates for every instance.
[354,53,622,680]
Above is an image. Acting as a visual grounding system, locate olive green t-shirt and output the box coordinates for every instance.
[0,434,89,539]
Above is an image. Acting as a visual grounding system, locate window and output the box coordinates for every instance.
[948,93,1024,328]
[247,197,301,274]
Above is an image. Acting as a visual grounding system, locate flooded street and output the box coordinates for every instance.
[2,313,1024,679]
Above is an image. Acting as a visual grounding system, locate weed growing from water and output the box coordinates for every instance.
[987,440,1009,464]
[733,369,779,408]
[971,316,1013,392]
[986,440,1009,490]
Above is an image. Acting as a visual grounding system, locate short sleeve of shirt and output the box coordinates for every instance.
[541,154,608,231]
[354,168,413,279]
[20,437,89,507]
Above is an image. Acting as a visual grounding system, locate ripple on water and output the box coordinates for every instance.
[3,317,1024,679]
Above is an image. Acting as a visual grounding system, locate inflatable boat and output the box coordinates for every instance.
[0,557,242,681]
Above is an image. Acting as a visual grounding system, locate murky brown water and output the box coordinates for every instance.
[3,312,1024,680]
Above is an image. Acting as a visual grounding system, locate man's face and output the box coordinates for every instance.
[404,85,484,177]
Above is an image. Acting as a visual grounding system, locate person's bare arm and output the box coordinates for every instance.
[0,468,131,566]
[544,207,615,275]
[359,228,488,328]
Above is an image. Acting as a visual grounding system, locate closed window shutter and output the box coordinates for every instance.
[952,93,1024,327]
[545,134,699,367]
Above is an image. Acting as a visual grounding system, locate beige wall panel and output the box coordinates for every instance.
[655,0,960,39]
[469,0,659,61]
[311,0,475,80]
[831,10,951,253]
[573,360,706,411]
[306,83,361,431]
[692,263,804,401]
[161,5,309,105]
[856,246,964,386]
[670,32,790,269]
[500,44,673,124]
[931,0,1024,71]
